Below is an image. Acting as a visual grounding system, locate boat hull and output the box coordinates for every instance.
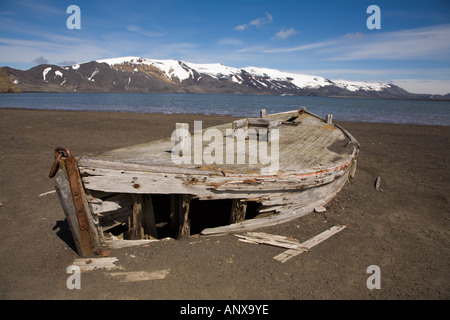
[51,108,359,255]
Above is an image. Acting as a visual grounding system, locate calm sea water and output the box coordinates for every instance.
[1,92,449,125]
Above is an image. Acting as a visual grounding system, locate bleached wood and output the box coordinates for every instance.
[38,190,57,197]
[273,225,347,263]
[236,232,303,249]
[107,269,170,282]
[102,236,163,249]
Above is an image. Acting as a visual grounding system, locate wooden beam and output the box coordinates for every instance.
[230,199,247,224]
[170,194,192,239]
[54,159,102,257]
[128,194,144,240]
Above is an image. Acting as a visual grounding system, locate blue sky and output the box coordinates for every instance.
[1,0,449,94]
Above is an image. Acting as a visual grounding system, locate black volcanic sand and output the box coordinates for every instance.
[0,108,449,300]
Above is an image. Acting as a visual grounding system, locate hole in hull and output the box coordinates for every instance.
[89,191,263,240]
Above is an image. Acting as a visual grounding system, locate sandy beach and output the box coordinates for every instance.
[0,108,449,300]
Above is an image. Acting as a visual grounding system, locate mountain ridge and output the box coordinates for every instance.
[1,56,448,100]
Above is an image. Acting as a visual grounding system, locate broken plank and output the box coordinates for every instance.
[102,237,161,249]
[38,190,57,197]
[107,269,170,282]
[273,225,347,263]
[235,232,303,250]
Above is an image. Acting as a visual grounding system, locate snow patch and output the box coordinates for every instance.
[243,67,329,89]
[72,64,80,70]
[333,80,388,92]
[88,68,99,81]
[54,70,63,78]
[42,67,52,81]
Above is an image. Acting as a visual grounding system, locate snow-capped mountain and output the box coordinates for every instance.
[1,56,424,98]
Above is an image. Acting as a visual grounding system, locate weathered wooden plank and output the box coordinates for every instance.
[55,168,84,253]
[54,161,102,256]
[80,160,350,195]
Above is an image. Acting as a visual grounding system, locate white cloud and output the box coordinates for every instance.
[255,24,450,62]
[234,12,273,31]
[234,24,248,31]
[274,28,297,40]
[328,24,450,61]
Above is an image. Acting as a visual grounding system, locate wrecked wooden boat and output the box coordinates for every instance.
[49,107,359,256]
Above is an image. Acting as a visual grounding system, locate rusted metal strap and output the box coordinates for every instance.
[49,147,102,256]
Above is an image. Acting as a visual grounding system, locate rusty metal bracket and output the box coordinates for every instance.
[49,147,102,256]
[49,147,70,178]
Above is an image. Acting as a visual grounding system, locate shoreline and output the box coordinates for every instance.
[2,90,450,102]
[1,106,449,127]
[1,107,449,299]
